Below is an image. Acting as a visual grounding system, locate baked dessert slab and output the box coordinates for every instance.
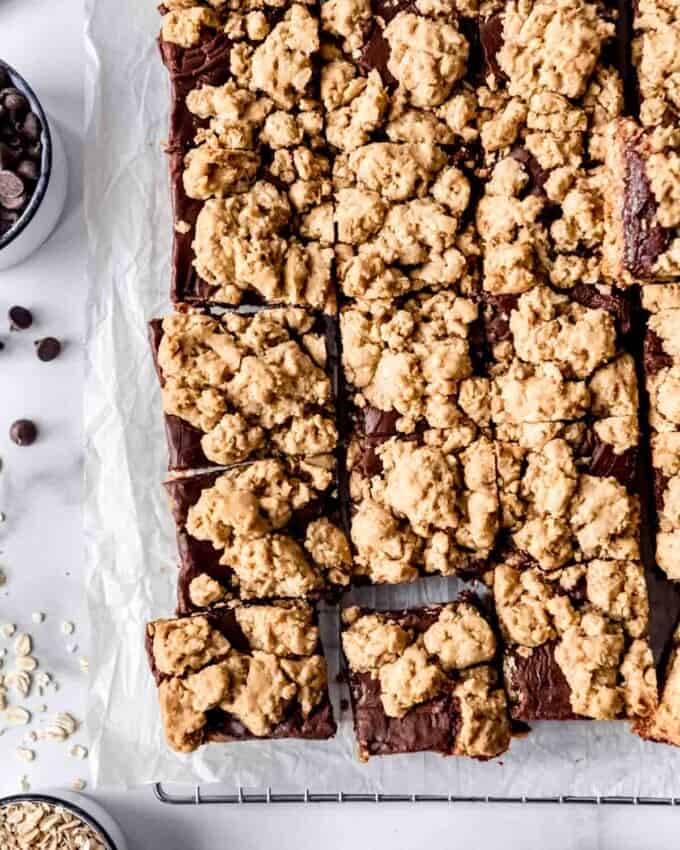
[632,0,680,129]
[159,1,336,310]
[476,0,625,293]
[635,619,680,747]
[149,306,339,471]
[164,455,351,609]
[322,0,483,304]
[346,427,499,584]
[341,600,512,760]
[643,285,680,580]
[603,119,680,283]
[146,601,336,752]
[340,288,489,439]
[495,554,658,722]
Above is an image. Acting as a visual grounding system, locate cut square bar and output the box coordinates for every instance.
[341,599,512,760]
[149,307,339,471]
[164,455,351,609]
[146,601,336,752]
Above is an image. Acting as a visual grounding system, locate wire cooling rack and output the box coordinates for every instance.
[153,784,680,806]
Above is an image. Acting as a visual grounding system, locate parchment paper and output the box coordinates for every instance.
[83,0,680,794]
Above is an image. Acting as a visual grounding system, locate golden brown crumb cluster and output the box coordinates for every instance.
[157,308,337,465]
[633,0,680,128]
[181,456,351,600]
[496,558,657,720]
[341,290,488,433]
[341,604,511,758]
[149,603,329,751]
[347,430,499,583]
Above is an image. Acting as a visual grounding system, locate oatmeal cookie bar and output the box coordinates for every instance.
[346,427,499,583]
[321,0,482,302]
[603,120,680,283]
[160,2,336,309]
[340,289,488,438]
[643,285,680,579]
[146,601,335,751]
[164,455,351,608]
[632,0,680,129]
[496,554,658,721]
[476,0,625,292]
[149,307,338,471]
[341,600,512,760]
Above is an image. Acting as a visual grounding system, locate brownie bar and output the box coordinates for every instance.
[635,620,680,747]
[164,455,351,608]
[322,0,482,303]
[159,2,337,310]
[346,427,499,583]
[495,553,658,722]
[642,285,680,580]
[341,600,512,760]
[476,0,625,292]
[146,601,336,752]
[632,0,680,128]
[149,306,338,471]
[603,119,680,283]
[340,289,489,438]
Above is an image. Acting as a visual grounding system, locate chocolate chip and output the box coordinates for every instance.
[8,305,33,330]
[10,419,37,446]
[35,336,61,361]
[2,90,28,116]
[16,159,39,182]
[21,112,41,141]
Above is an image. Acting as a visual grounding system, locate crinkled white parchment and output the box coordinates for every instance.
[83,0,680,794]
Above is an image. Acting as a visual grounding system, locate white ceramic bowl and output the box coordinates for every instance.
[0,790,128,849]
[0,60,68,270]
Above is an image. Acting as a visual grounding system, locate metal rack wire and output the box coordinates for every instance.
[153,784,680,807]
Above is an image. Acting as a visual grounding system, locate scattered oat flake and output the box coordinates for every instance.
[79,656,90,674]
[31,611,45,623]
[14,633,31,656]
[71,778,86,791]
[16,654,37,672]
[61,621,75,635]
[4,706,31,726]
[19,775,30,792]
[1,623,15,638]
[6,670,31,698]
[16,746,35,762]
[23,730,37,744]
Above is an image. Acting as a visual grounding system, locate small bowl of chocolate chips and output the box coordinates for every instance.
[0,60,68,270]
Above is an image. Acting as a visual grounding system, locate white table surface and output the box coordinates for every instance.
[2,0,680,847]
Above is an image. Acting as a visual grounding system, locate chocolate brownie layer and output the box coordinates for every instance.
[165,456,351,608]
[604,119,680,283]
[149,306,339,470]
[341,600,511,760]
[146,601,336,751]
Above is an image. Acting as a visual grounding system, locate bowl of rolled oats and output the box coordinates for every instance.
[0,792,128,850]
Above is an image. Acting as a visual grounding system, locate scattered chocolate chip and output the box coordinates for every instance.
[21,112,41,142]
[8,305,33,331]
[35,337,61,361]
[9,419,37,446]
[16,159,39,182]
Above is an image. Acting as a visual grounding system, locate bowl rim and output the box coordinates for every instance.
[0,792,118,849]
[0,59,53,252]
